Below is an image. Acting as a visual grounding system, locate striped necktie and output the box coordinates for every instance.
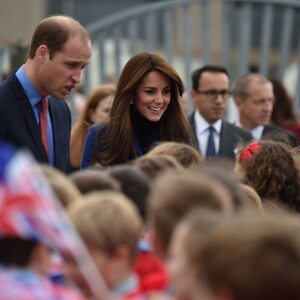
[40,97,49,159]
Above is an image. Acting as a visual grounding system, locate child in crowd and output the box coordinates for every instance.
[168,209,226,300]
[146,141,203,169]
[169,210,300,300]
[148,170,233,260]
[235,140,300,213]
[139,169,234,295]
[70,169,121,195]
[66,191,144,299]
[134,155,184,181]
[0,142,85,299]
[0,237,84,299]
[106,164,151,221]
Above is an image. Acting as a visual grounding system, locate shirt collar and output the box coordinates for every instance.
[236,121,263,140]
[195,110,222,134]
[250,125,264,140]
[16,65,43,107]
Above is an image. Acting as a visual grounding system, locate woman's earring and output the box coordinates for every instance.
[130,100,133,105]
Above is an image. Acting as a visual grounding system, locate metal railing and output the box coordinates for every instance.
[84,0,300,112]
[0,44,5,80]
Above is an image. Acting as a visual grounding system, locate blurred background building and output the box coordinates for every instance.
[1,0,300,119]
[0,0,163,76]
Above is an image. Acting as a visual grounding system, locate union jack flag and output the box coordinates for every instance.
[0,142,77,253]
[0,142,111,300]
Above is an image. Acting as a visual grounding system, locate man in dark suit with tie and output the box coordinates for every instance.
[188,65,253,161]
[0,15,92,173]
[233,73,297,147]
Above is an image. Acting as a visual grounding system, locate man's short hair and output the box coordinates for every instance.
[232,73,271,100]
[191,65,229,92]
[29,15,90,59]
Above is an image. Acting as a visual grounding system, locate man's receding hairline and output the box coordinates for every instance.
[240,74,271,87]
[42,15,86,35]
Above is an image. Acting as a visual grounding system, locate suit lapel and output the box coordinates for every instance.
[188,112,200,149]
[10,75,47,160]
[219,121,235,158]
[262,125,271,136]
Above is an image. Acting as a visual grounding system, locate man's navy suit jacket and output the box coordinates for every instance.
[188,112,253,161]
[0,73,71,173]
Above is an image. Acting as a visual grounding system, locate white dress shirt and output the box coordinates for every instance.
[235,121,263,140]
[194,110,222,157]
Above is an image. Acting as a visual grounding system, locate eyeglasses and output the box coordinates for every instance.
[197,89,232,100]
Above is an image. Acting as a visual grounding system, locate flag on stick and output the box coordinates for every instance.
[0,142,113,300]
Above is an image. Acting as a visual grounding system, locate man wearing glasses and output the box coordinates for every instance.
[189,65,252,160]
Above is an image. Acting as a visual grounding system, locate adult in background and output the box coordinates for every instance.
[0,15,91,173]
[81,52,193,168]
[70,84,116,170]
[189,65,252,161]
[233,73,297,147]
[269,76,300,145]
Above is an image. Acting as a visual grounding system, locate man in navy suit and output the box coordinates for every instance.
[188,65,253,161]
[233,73,297,147]
[0,15,91,173]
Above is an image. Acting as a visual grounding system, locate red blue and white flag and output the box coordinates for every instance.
[0,142,77,252]
[0,142,112,300]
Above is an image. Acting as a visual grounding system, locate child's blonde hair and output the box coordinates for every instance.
[68,191,142,263]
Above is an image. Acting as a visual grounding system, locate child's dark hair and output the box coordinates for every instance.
[0,237,38,267]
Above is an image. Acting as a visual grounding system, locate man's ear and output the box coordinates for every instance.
[191,90,197,99]
[234,96,243,109]
[190,90,198,105]
[35,45,49,63]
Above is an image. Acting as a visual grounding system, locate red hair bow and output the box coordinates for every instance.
[238,141,261,162]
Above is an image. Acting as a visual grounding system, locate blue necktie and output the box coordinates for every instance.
[206,126,216,157]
